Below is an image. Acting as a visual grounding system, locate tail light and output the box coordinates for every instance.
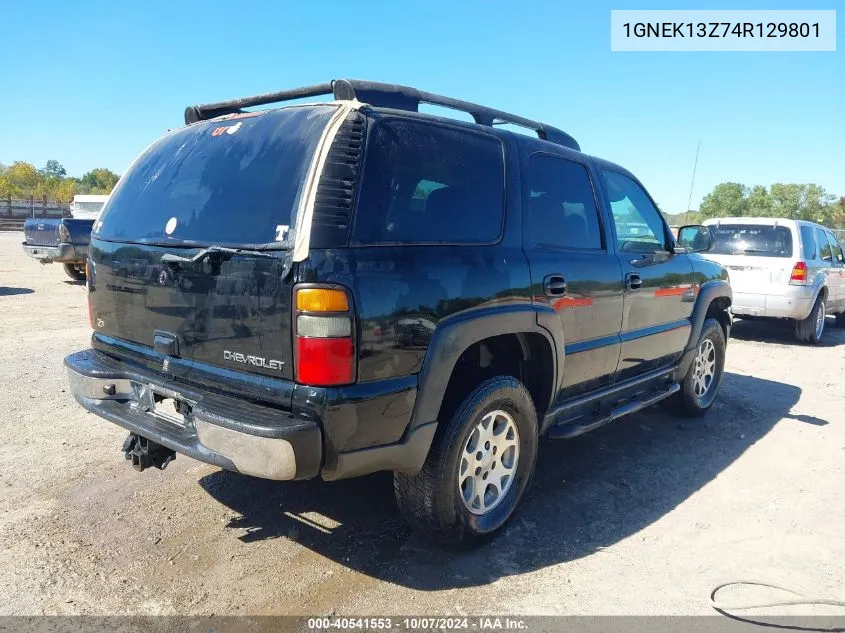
[57,223,71,243]
[87,291,95,328]
[294,287,354,386]
[790,261,808,285]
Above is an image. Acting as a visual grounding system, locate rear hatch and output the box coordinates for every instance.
[88,104,340,383]
[704,223,796,294]
[24,219,61,246]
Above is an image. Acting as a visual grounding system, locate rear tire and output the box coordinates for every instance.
[793,295,825,344]
[663,317,726,418]
[63,263,86,281]
[394,376,538,547]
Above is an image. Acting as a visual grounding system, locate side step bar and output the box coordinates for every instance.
[547,382,680,440]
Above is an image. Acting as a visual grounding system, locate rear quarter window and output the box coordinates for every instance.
[352,119,505,244]
[800,225,817,259]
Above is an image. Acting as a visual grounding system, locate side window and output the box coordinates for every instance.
[815,228,832,262]
[353,120,504,244]
[825,231,844,265]
[525,154,603,250]
[799,225,817,260]
[601,170,667,253]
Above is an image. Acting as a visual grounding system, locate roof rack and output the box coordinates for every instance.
[183,79,580,151]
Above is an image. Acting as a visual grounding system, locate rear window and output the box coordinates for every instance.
[709,224,793,257]
[94,105,337,246]
[352,119,505,244]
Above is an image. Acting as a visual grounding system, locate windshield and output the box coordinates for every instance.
[709,224,794,257]
[93,105,337,246]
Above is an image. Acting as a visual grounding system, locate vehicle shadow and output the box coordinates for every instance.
[731,317,845,347]
[199,372,807,590]
[0,286,34,296]
[62,280,86,287]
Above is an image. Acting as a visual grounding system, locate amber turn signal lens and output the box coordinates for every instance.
[296,288,349,312]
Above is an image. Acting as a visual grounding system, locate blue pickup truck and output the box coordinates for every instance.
[22,195,107,280]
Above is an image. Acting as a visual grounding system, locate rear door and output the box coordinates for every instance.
[88,105,340,382]
[599,169,695,382]
[522,152,623,399]
[822,229,845,309]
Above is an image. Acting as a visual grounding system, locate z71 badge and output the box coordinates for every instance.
[223,350,284,371]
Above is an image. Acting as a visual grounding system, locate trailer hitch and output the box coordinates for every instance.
[122,433,176,472]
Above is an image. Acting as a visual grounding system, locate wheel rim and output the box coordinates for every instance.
[458,409,520,515]
[815,300,826,339]
[692,338,717,399]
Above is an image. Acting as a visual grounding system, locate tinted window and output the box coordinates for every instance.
[601,170,666,253]
[800,224,817,259]
[353,119,504,244]
[816,228,832,261]
[710,224,793,257]
[95,106,337,246]
[526,154,602,250]
[827,232,845,265]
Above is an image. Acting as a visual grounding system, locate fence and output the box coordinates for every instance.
[2,196,70,219]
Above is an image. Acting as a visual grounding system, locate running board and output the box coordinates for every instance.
[547,382,680,440]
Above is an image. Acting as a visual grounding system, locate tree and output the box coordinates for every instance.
[54,179,79,203]
[79,168,120,194]
[40,160,67,179]
[699,182,748,218]
[5,161,41,196]
[746,185,772,217]
[698,182,843,228]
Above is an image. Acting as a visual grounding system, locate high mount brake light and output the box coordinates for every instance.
[294,287,354,386]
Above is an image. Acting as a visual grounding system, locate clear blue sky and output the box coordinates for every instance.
[2,0,842,212]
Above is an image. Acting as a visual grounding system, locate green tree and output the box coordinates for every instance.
[54,179,79,203]
[746,185,772,217]
[698,182,748,219]
[79,168,120,194]
[40,160,67,179]
[5,161,41,197]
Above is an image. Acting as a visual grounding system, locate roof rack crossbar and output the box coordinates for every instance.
[184,79,580,151]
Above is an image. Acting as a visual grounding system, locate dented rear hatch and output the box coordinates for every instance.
[88,104,340,385]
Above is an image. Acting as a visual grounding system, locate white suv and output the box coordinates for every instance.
[702,217,845,343]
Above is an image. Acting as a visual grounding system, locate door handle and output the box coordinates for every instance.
[625,272,642,292]
[543,274,567,297]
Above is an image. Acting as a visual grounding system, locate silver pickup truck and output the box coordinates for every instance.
[703,217,845,343]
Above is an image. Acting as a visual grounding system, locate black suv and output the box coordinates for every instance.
[65,80,731,546]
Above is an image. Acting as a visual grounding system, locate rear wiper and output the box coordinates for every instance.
[160,245,278,265]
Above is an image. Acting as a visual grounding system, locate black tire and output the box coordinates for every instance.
[63,263,86,281]
[394,376,538,547]
[662,317,726,418]
[793,295,826,344]
[833,312,845,328]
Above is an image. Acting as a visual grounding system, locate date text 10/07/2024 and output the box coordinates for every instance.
[307,617,528,631]
[623,22,820,38]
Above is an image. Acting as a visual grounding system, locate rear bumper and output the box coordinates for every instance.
[64,349,321,480]
[731,286,816,320]
[22,242,86,264]
[64,347,436,481]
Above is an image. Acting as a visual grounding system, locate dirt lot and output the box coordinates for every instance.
[0,230,843,616]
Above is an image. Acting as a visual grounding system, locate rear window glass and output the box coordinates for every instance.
[94,105,337,246]
[352,119,505,244]
[709,224,793,257]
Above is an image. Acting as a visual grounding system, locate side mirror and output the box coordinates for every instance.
[677,225,713,253]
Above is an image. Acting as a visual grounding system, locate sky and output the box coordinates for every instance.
[2,0,842,213]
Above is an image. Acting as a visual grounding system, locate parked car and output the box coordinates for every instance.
[702,217,845,343]
[64,80,731,545]
[22,194,109,280]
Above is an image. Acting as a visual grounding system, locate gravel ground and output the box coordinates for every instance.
[1,230,843,617]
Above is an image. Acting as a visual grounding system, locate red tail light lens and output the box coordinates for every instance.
[790,261,808,284]
[294,286,355,386]
[58,223,71,243]
[295,337,354,385]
